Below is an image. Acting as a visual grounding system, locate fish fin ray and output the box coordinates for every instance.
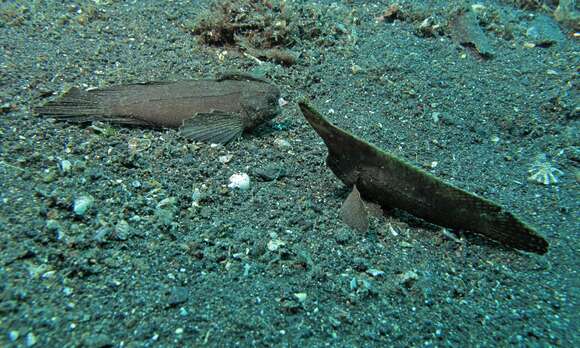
[180,111,244,144]
[95,81,175,92]
[34,87,119,123]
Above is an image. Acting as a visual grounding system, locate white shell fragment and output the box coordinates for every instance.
[228,173,251,191]
[528,154,563,185]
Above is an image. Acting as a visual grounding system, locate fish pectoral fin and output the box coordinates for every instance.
[179,111,244,144]
[340,185,369,233]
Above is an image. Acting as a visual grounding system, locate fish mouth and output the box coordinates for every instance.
[263,88,282,119]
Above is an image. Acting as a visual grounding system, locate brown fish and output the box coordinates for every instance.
[299,100,548,254]
[34,73,281,144]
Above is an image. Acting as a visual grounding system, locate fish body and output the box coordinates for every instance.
[299,100,548,254]
[35,74,281,144]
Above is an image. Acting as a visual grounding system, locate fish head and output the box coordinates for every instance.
[240,81,281,129]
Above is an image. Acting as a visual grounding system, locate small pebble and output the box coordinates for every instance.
[294,293,307,303]
[157,197,176,209]
[352,257,369,272]
[254,165,286,181]
[8,330,19,341]
[191,187,206,206]
[73,195,94,216]
[46,219,60,231]
[228,173,251,191]
[25,332,37,347]
[167,287,189,307]
[59,159,72,173]
[218,154,233,164]
[114,220,130,241]
[93,227,111,242]
[267,239,285,251]
[431,112,440,123]
[366,268,385,277]
[350,277,358,290]
[273,138,291,149]
[400,270,419,289]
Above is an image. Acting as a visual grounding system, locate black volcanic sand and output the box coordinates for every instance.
[1,1,578,347]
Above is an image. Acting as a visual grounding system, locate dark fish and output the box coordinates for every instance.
[34,73,281,144]
[299,100,548,254]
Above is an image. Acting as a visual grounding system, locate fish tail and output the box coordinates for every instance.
[34,87,112,123]
[487,211,549,254]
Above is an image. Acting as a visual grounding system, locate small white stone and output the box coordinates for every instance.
[219,154,233,164]
[59,159,72,173]
[294,292,307,302]
[41,271,56,279]
[366,268,385,277]
[267,239,285,251]
[73,195,94,216]
[273,138,291,149]
[400,270,419,285]
[431,112,440,122]
[471,4,486,13]
[190,185,207,206]
[228,173,250,191]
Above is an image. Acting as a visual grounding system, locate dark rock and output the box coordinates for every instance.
[352,257,369,272]
[254,165,287,181]
[166,287,189,307]
[526,15,565,47]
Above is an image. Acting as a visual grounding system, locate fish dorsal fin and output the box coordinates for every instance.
[340,185,369,233]
[180,111,244,144]
[216,72,270,84]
